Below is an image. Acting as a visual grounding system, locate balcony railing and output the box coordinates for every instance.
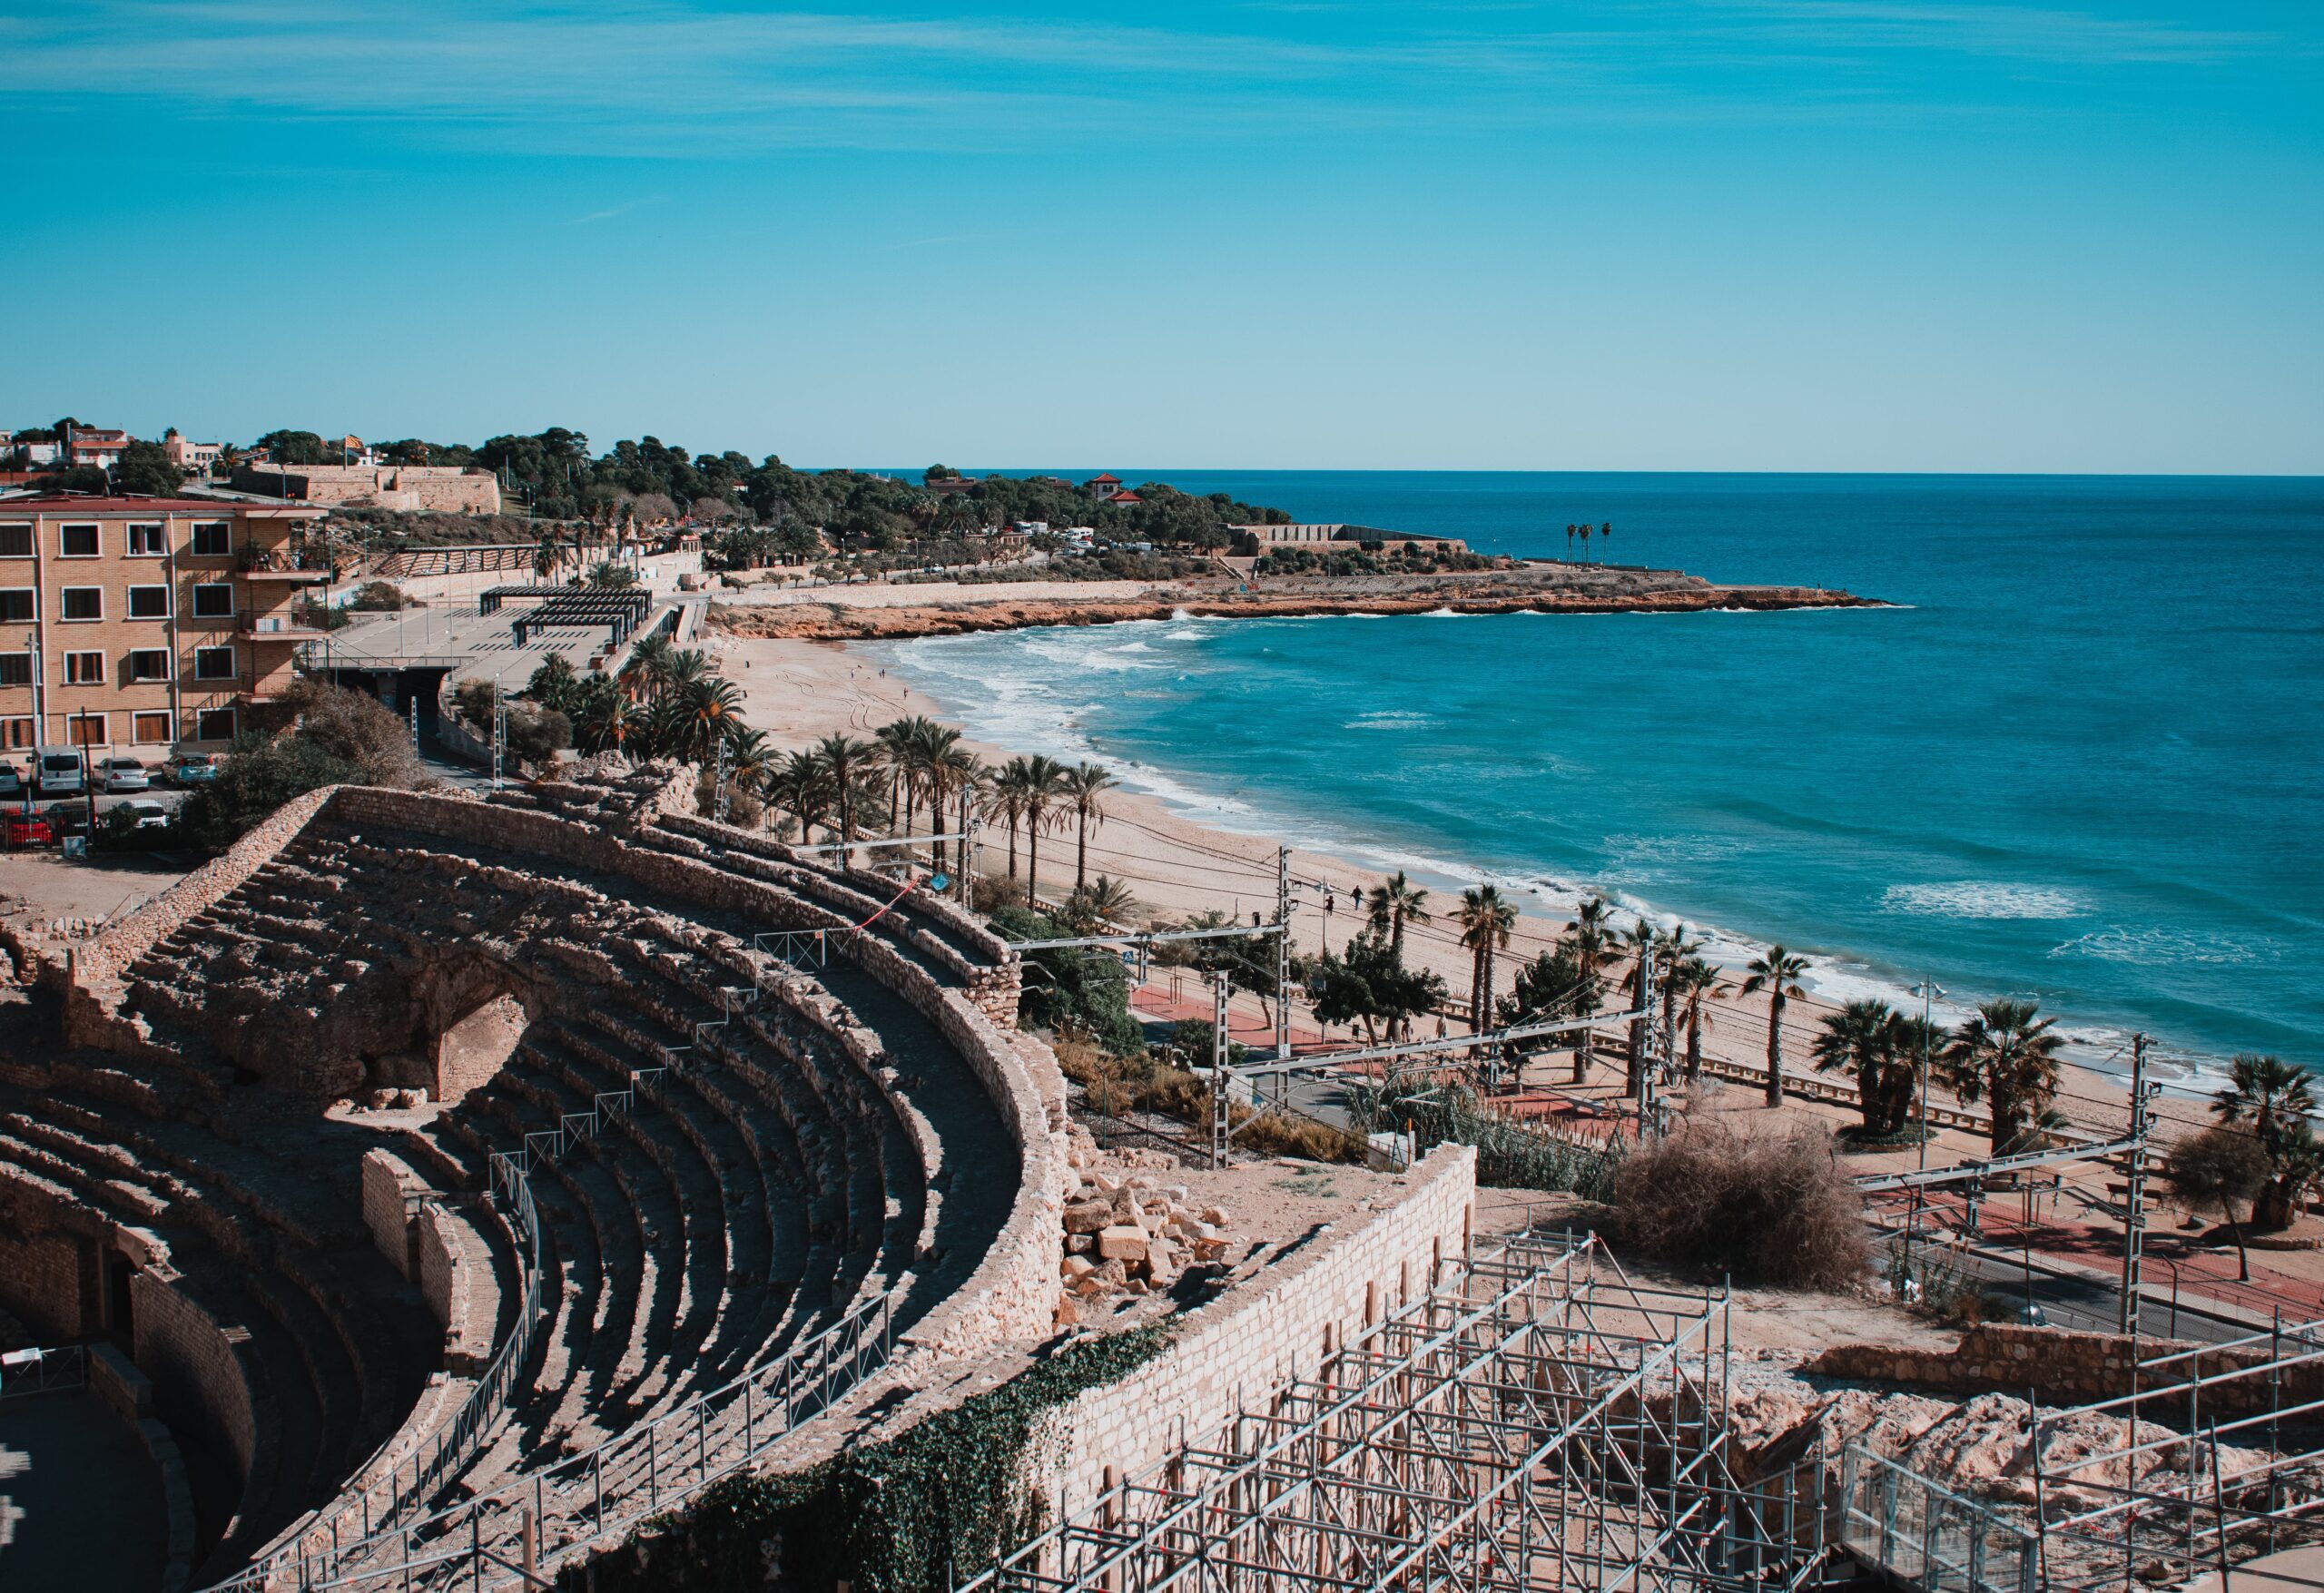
[238,609,334,641]
[237,543,337,580]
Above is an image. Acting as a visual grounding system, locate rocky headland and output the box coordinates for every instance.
[708,563,1877,642]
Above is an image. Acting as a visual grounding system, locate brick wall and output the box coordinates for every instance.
[417,1204,491,1373]
[1043,1144,1477,1504]
[132,1271,259,1512]
[0,1199,94,1338]
[360,1148,420,1281]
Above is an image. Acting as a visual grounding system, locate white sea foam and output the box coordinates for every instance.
[1347,711,1436,732]
[1881,881,2085,919]
[2049,927,2270,968]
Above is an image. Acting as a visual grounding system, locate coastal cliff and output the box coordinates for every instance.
[709,565,1875,642]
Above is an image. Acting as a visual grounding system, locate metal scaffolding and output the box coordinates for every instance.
[964,1233,1829,1593]
[1838,1313,2324,1593]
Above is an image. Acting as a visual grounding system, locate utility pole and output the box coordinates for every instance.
[2122,1032,2153,1338]
[1274,845,1292,1060]
[491,681,506,791]
[1908,978,1944,1266]
[963,815,980,912]
[712,735,731,825]
[408,694,419,751]
[1209,974,1232,1170]
[1634,943,1658,1139]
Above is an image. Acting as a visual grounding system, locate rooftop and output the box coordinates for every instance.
[0,495,326,516]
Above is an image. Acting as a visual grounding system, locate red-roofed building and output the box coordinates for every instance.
[65,428,131,468]
[1083,472,1122,496]
[1107,490,1143,505]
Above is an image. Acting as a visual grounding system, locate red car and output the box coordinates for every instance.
[3,811,55,849]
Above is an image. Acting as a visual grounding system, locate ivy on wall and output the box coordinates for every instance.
[592,1326,1171,1593]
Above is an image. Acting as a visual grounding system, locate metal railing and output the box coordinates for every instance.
[1838,1447,2039,1593]
[0,1342,90,1402]
[203,1175,548,1592]
[282,1293,893,1593]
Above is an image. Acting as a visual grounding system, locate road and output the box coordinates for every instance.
[1878,1226,2257,1344]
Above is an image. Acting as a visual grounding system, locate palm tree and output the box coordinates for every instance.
[986,758,1033,880]
[1943,998,2064,1156]
[1812,999,1904,1136]
[1456,885,1518,1039]
[930,744,980,876]
[1020,754,1070,905]
[1365,872,1433,957]
[719,725,777,817]
[769,749,834,842]
[1599,521,1612,562]
[1739,944,1808,1107]
[2212,1054,2318,1229]
[814,733,879,853]
[665,675,743,764]
[573,688,641,755]
[1657,924,1705,1058]
[1674,956,1727,1081]
[1064,874,1142,932]
[1564,524,1576,562]
[622,634,675,702]
[1063,762,1117,889]
[1579,522,1592,564]
[1562,895,1616,1082]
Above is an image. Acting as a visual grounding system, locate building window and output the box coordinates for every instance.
[133,712,173,745]
[58,524,100,558]
[128,585,171,620]
[0,525,29,558]
[66,713,107,746]
[64,651,104,684]
[127,649,171,683]
[127,524,166,556]
[0,589,32,623]
[2,718,31,751]
[0,654,28,687]
[60,587,103,622]
[195,707,237,742]
[193,645,237,681]
[191,522,231,557]
[192,583,234,619]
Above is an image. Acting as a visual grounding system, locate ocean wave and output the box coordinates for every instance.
[1346,711,1436,731]
[2048,927,2270,967]
[1881,881,2086,919]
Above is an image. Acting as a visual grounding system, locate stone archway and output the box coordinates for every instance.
[406,954,537,1106]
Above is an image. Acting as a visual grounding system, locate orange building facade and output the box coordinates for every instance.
[0,496,331,756]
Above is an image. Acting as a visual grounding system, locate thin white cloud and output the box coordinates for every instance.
[0,1,2299,157]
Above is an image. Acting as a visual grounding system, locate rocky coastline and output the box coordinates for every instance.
[708,565,1877,642]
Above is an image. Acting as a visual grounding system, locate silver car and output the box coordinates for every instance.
[99,757,152,793]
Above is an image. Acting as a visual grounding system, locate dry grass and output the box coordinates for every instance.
[1611,1116,1869,1290]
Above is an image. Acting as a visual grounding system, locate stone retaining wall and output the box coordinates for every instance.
[1804,1323,2324,1417]
[132,1271,261,1528]
[1044,1144,1477,1505]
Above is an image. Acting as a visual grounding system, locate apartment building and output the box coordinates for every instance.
[0,496,331,757]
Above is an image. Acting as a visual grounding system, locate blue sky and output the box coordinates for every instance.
[3,2,2318,472]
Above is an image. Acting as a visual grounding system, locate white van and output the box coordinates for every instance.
[34,747,86,797]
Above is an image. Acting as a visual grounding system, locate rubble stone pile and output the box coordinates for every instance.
[1054,1130,1234,1323]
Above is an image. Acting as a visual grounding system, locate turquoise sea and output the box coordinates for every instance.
[869,473,2324,1081]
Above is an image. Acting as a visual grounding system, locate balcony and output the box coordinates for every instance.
[239,609,335,643]
[238,543,337,583]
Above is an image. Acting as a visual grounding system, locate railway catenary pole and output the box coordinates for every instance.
[1275,845,1292,1060]
[2122,1032,2153,1337]
[1209,973,1232,1170]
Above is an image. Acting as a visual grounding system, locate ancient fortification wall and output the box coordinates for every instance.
[1043,1144,1477,1504]
[1806,1323,2324,1416]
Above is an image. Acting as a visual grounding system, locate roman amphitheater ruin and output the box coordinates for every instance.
[6,766,2324,1593]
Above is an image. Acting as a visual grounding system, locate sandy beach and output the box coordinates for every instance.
[703,615,2324,1321]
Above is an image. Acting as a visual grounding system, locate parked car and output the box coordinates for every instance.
[1,811,54,849]
[113,798,171,831]
[0,764,22,801]
[99,757,152,792]
[33,747,86,797]
[162,753,220,787]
